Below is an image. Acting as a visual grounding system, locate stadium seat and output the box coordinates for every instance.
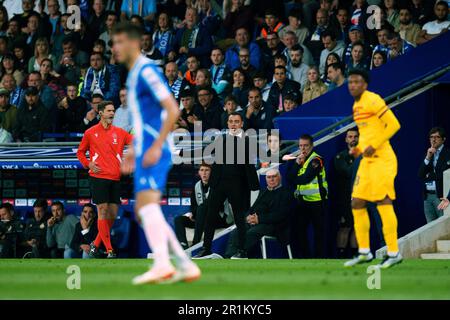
[260,236,293,259]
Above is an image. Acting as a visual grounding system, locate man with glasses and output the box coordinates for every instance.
[418,127,450,223]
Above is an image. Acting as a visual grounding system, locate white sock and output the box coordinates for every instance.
[388,251,399,257]
[139,203,172,270]
[359,248,370,255]
[163,222,191,267]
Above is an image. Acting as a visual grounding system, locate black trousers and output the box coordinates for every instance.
[225,223,276,258]
[203,178,249,251]
[296,200,325,258]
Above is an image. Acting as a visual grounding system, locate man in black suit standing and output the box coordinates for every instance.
[194,112,260,258]
[418,127,450,223]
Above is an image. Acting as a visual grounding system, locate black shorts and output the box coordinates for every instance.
[90,177,121,205]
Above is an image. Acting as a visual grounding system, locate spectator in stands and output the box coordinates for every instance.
[13,86,50,142]
[195,0,221,36]
[225,168,293,258]
[282,30,315,67]
[278,8,309,45]
[335,7,351,44]
[237,47,258,80]
[56,37,89,84]
[231,67,251,108]
[194,68,212,90]
[23,13,50,53]
[46,201,78,258]
[386,31,414,61]
[1,74,23,107]
[69,203,98,259]
[194,86,222,131]
[287,44,309,91]
[306,8,331,65]
[261,31,285,78]
[321,52,341,84]
[165,61,188,101]
[46,0,61,37]
[210,47,231,103]
[112,87,132,133]
[268,66,301,114]
[175,163,233,250]
[350,0,369,30]
[99,11,118,59]
[416,1,450,45]
[88,0,107,40]
[2,53,24,87]
[225,27,261,71]
[258,9,285,40]
[282,94,299,113]
[343,25,370,66]
[141,31,164,71]
[6,18,27,53]
[411,0,435,26]
[327,62,346,91]
[334,128,359,258]
[56,83,88,133]
[20,71,57,111]
[184,54,200,86]
[81,52,120,105]
[0,87,17,136]
[287,134,328,258]
[253,71,271,102]
[371,51,387,69]
[177,88,197,133]
[418,127,450,223]
[302,66,327,104]
[222,0,254,39]
[371,26,391,66]
[194,112,259,258]
[245,87,275,130]
[152,12,174,58]
[0,5,7,35]
[28,36,56,73]
[21,199,49,258]
[120,0,156,24]
[319,30,345,77]
[220,94,243,129]
[0,35,7,62]
[397,6,422,46]
[40,58,67,103]
[345,41,369,74]
[80,93,103,131]
[170,7,213,68]
[0,203,24,258]
[50,13,76,58]
[383,0,400,30]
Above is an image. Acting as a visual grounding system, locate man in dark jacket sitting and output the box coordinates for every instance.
[225,168,293,258]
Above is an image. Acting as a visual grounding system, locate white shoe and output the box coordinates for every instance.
[165,263,202,284]
[344,252,374,267]
[376,253,403,269]
[132,265,176,285]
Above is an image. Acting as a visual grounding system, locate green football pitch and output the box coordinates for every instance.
[0,259,449,300]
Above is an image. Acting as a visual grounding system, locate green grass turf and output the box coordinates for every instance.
[0,259,449,300]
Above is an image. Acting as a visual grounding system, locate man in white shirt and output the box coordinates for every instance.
[287,44,309,91]
[417,1,450,45]
[112,87,132,132]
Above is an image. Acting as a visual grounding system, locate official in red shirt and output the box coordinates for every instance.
[77,100,133,258]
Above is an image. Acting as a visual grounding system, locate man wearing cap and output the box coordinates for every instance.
[344,25,371,66]
[13,86,50,142]
[0,88,17,140]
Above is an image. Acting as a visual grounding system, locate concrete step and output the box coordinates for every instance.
[420,253,450,259]
[436,240,450,253]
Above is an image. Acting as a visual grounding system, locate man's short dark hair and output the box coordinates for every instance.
[82,203,97,214]
[284,94,296,102]
[90,51,104,60]
[92,93,104,101]
[348,68,370,84]
[387,31,401,41]
[321,30,336,41]
[248,87,261,95]
[274,65,287,73]
[211,46,224,55]
[228,112,244,121]
[429,127,447,140]
[0,203,13,215]
[327,62,344,73]
[105,10,118,19]
[299,134,313,144]
[112,22,143,39]
[288,8,302,20]
[98,100,114,113]
[346,127,359,135]
[51,201,64,211]
[435,1,449,9]
[274,54,288,64]
[253,71,267,80]
[290,44,304,53]
[33,199,48,210]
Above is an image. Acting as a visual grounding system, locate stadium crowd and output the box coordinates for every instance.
[0,0,449,259]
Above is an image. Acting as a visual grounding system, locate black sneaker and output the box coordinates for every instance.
[231,250,248,259]
[89,242,100,258]
[192,248,212,259]
[106,250,117,259]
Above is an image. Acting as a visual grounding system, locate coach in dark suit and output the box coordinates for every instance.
[418,127,450,223]
[194,112,260,258]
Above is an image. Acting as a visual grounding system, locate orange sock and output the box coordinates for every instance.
[98,219,113,252]
[93,220,103,248]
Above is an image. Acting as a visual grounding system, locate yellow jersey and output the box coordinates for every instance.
[353,90,395,156]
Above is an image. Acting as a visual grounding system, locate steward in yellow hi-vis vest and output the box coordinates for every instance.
[287,134,327,258]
